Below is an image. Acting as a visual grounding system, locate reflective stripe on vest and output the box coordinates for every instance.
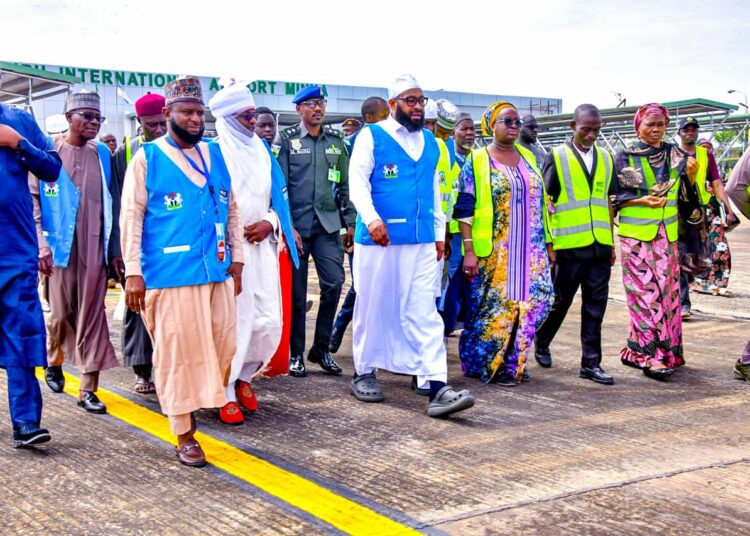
[437,138,454,213]
[694,144,710,205]
[617,156,680,242]
[466,147,543,257]
[550,145,613,249]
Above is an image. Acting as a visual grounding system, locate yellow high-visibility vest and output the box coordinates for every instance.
[549,144,613,250]
[617,155,680,242]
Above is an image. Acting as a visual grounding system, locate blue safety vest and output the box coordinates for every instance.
[141,140,233,289]
[354,125,439,245]
[39,141,113,268]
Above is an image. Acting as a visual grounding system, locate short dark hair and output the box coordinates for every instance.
[573,103,600,121]
[361,96,388,120]
[255,106,275,118]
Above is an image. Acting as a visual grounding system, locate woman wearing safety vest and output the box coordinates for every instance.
[453,101,554,386]
[613,103,699,381]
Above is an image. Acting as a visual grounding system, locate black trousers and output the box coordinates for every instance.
[534,254,611,367]
[291,230,344,357]
[122,308,153,368]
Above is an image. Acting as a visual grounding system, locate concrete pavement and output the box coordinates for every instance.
[2,224,749,535]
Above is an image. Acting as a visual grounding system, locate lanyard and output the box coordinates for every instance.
[165,135,219,215]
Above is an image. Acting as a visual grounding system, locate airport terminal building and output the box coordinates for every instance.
[10,63,562,140]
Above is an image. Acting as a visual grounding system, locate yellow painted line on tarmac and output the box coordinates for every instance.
[37,370,418,536]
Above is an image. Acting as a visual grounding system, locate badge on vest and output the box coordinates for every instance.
[216,223,226,262]
[438,170,446,186]
[383,164,399,179]
[219,188,228,204]
[44,183,60,197]
[164,192,183,210]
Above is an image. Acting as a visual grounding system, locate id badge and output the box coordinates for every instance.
[215,223,226,262]
[328,168,341,183]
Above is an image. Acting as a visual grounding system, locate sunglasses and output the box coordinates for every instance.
[239,111,257,121]
[397,96,429,107]
[495,117,523,128]
[301,99,327,109]
[74,111,105,123]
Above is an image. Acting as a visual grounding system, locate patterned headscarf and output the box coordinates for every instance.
[633,103,670,133]
[481,101,516,137]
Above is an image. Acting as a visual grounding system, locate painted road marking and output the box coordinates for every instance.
[37,370,419,536]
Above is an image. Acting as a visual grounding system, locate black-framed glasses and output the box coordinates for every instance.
[495,117,523,128]
[239,111,257,122]
[301,99,327,109]
[525,123,539,130]
[74,111,105,123]
[397,96,429,107]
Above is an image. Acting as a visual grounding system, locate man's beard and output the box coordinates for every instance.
[170,118,204,145]
[395,106,424,133]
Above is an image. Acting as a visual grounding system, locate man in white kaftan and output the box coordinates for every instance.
[347,74,475,418]
[209,81,283,425]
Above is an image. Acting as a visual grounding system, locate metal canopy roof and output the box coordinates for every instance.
[523,98,745,165]
[0,62,79,105]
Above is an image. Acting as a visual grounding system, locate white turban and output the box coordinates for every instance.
[209,79,271,226]
[388,73,421,100]
[208,78,256,118]
[424,99,438,120]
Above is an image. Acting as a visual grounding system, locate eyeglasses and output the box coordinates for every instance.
[74,111,105,123]
[525,124,539,130]
[239,111,257,122]
[397,96,429,107]
[495,117,523,128]
[301,99,327,109]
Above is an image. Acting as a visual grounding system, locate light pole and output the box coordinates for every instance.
[728,89,749,112]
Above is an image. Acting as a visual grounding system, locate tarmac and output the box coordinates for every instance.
[2,223,749,535]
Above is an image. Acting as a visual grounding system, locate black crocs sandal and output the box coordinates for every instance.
[350,373,384,403]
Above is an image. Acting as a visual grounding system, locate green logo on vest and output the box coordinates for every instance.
[43,183,59,197]
[164,192,183,210]
[383,164,398,179]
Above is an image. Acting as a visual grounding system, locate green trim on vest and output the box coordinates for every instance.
[617,155,680,242]
[550,144,613,250]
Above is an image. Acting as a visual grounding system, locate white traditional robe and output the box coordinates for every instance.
[348,116,447,388]
[211,88,283,402]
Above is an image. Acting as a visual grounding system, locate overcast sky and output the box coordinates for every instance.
[2,0,749,112]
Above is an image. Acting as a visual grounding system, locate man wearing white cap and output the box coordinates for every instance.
[348,74,475,417]
[208,80,299,425]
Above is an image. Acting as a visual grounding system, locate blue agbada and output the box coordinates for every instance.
[0,104,62,368]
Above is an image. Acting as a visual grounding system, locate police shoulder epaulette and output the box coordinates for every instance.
[325,125,343,139]
[281,125,300,139]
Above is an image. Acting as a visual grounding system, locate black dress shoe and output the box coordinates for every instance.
[13,424,51,448]
[45,366,65,393]
[289,354,307,377]
[579,366,614,385]
[329,326,345,354]
[308,348,343,376]
[643,367,674,381]
[78,391,107,414]
[534,347,552,368]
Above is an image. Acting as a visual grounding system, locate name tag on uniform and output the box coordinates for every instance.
[290,148,311,155]
[328,168,341,183]
[325,145,342,156]
[216,223,226,262]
